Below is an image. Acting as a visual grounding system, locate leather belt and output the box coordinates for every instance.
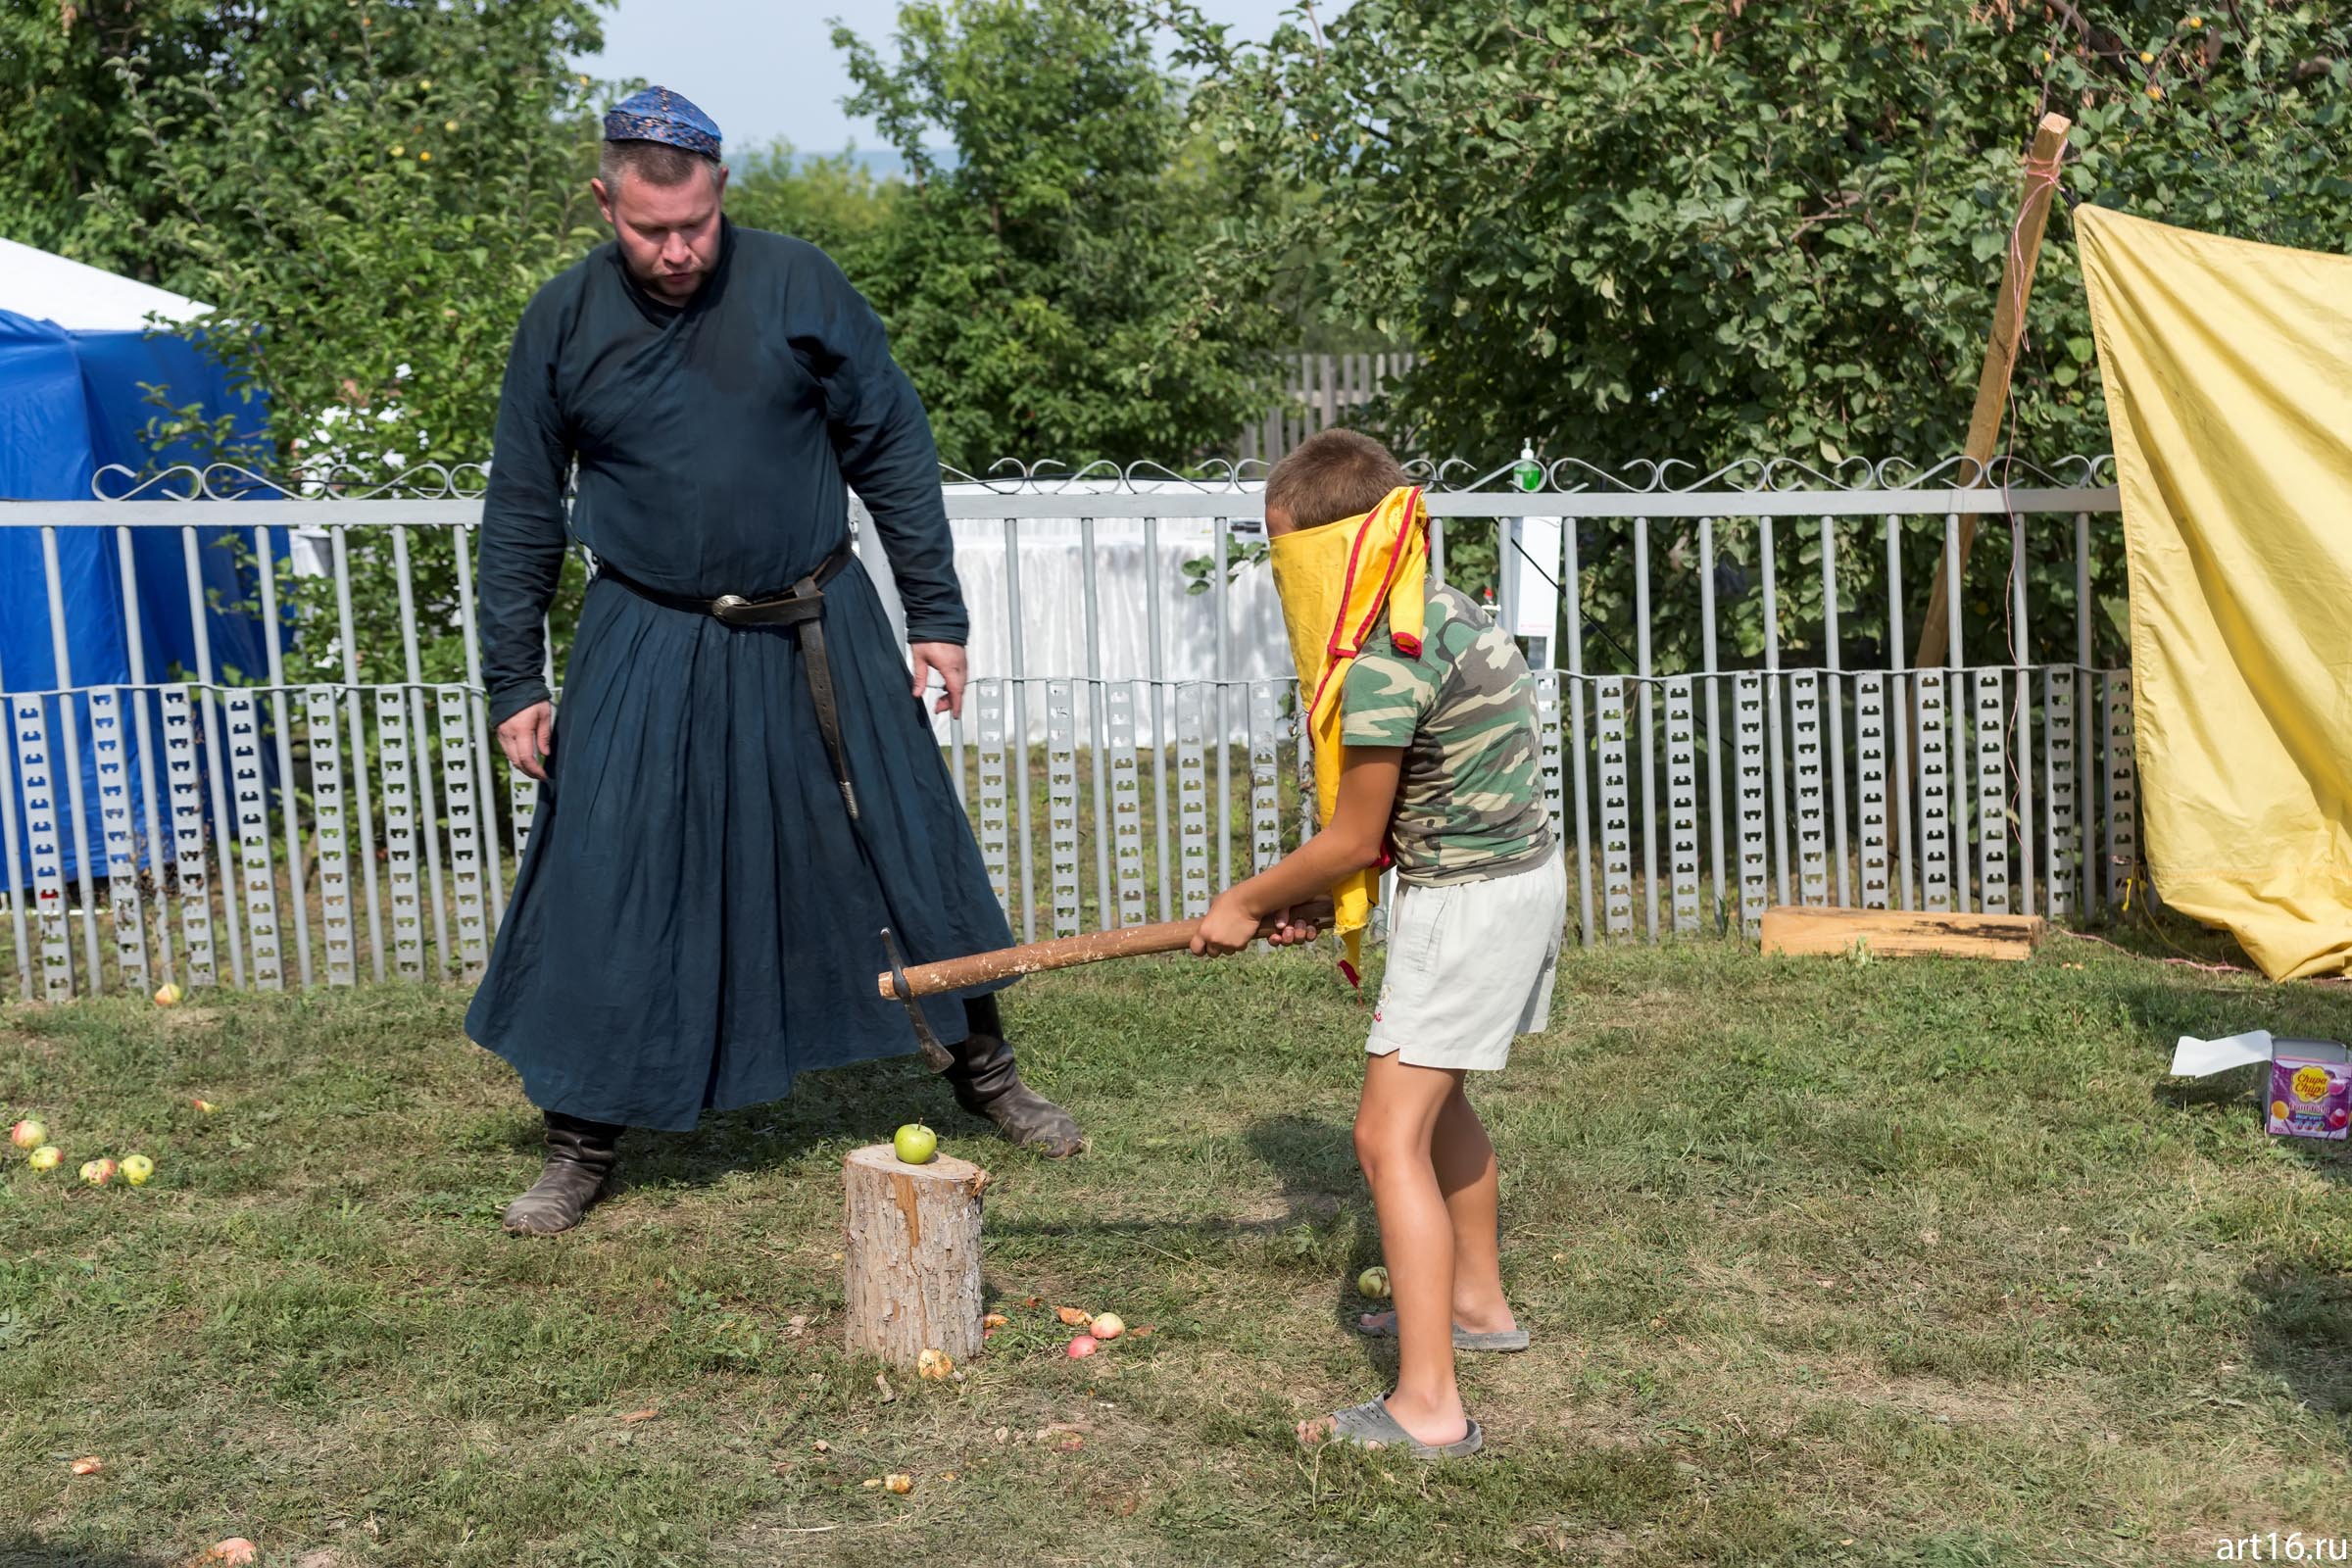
[595,537,866,821]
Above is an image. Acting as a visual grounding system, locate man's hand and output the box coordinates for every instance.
[909,641,967,719]
[498,701,555,782]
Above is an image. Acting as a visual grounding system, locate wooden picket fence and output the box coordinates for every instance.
[1238,351,1418,465]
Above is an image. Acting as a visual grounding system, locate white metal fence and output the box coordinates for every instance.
[0,457,2136,1002]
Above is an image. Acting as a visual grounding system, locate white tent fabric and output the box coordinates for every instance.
[0,237,208,332]
[857,484,1290,743]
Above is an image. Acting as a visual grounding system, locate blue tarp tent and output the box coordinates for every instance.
[1,241,276,890]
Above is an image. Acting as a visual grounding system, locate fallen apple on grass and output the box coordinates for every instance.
[10,1119,46,1151]
[1357,1266,1391,1299]
[1066,1334,1099,1359]
[79,1158,117,1188]
[154,982,183,1006]
[1090,1312,1125,1341]
[27,1146,61,1171]
[121,1154,155,1186]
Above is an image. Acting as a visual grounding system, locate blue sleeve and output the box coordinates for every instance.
[790,246,967,645]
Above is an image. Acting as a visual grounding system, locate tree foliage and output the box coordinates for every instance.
[726,143,904,272]
[835,0,1282,471]
[3,2,612,466]
[1173,0,2352,670]
[1178,0,2352,466]
[0,1,609,716]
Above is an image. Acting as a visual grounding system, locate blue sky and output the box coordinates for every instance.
[581,0,1308,158]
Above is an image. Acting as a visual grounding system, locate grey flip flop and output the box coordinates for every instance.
[1356,1312,1530,1353]
[1310,1396,1484,1460]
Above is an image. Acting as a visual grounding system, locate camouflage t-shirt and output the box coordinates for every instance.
[1339,582,1554,885]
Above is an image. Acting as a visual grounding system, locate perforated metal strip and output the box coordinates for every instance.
[1175,683,1210,919]
[1536,672,1566,852]
[224,691,282,989]
[161,687,214,989]
[1664,677,1700,934]
[1788,671,1828,906]
[975,678,1010,916]
[1733,672,1769,939]
[377,687,425,979]
[89,688,148,990]
[2043,668,2078,921]
[508,770,539,866]
[1855,674,1890,909]
[437,687,488,968]
[1105,681,1147,927]
[1596,677,1635,939]
[1973,669,2010,914]
[13,697,73,1001]
[306,687,355,985]
[1249,682,1284,878]
[1914,673,1952,912]
[1046,679,1081,937]
[2104,671,2139,910]
[1295,686,1317,851]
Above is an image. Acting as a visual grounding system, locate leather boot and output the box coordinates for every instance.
[502,1111,622,1236]
[945,996,1082,1157]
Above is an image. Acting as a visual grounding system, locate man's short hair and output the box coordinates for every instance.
[1264,428,1411,530]
[600,138,721,190]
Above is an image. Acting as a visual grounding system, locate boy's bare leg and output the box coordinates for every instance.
[1300,1052,1470,1448]
[1358,1082,1516,1336]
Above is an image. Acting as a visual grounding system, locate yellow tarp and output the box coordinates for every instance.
[2078,204,2352,979]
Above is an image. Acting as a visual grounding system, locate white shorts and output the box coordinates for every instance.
[1366,850,1568,1072]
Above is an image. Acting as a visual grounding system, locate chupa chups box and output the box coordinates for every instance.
[2269,1047,2352,1139]
[2170,1031,2352,1142]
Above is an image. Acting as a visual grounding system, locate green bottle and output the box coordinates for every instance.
[1512,439,1543,494]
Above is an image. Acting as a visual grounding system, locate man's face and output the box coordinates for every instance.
[593,165,728,305]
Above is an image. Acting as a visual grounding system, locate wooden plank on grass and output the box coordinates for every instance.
[1761,906,2046,961]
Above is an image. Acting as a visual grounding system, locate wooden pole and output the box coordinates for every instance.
[1911,112,2073,673]
[877,896,1337,1001]
[843,1145,988,1370]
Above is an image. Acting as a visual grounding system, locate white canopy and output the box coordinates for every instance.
[0,236,209,332]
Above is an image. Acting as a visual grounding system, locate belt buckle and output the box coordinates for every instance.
[711,593,750,623]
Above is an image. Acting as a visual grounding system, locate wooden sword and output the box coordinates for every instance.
[877,898,1338,1004]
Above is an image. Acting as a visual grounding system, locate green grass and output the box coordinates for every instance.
[2,930,2349,1567]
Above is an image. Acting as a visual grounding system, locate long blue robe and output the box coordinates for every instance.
[466,220,1010,1130]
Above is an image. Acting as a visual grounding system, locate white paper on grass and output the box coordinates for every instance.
[2169,1030,2277,1078]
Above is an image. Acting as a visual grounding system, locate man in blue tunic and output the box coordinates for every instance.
[470,87,1081,1236]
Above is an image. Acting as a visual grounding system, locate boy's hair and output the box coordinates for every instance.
[1264,428,1410,530]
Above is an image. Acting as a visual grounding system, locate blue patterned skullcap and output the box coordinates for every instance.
[603,86,721,158]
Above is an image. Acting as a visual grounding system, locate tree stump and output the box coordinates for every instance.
[842,1144,988,1368]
